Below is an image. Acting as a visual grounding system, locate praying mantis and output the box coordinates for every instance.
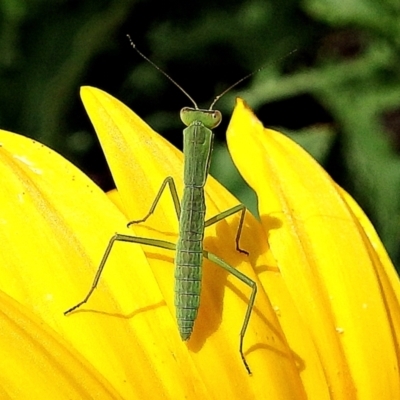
[65,36,258,374]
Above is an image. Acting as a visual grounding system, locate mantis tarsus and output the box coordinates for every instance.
[65,36,257,375]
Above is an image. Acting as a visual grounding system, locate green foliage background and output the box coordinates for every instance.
[1,0,400,272]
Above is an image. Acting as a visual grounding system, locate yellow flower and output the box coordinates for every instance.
[0,86,398,398]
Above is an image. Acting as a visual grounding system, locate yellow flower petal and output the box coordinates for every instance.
[0,129,206,397]
[227,98,400,398]
[0,290,119,398]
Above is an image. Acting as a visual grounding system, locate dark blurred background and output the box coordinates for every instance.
[1,0,400,272]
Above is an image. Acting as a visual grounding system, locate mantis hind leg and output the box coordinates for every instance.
[128,177,181,227]
[205,204,248,254]
[204,250,256,375]
[64,234,176,315]
[66,178,181,315]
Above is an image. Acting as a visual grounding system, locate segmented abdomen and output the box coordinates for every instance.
[175,187,205,340]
